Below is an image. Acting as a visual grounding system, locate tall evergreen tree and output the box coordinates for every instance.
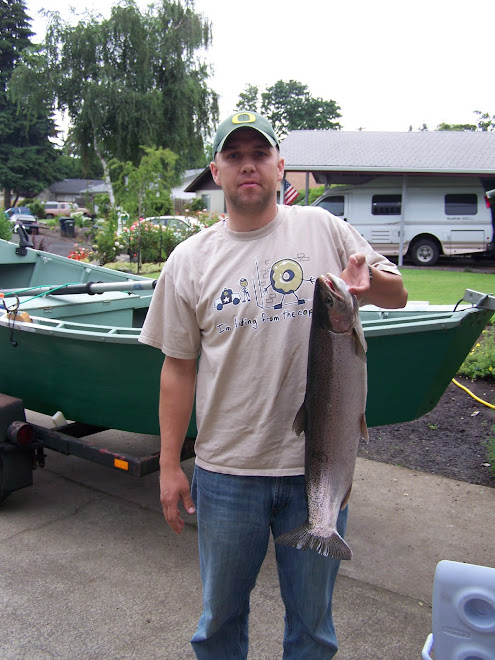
[0,1,61,208]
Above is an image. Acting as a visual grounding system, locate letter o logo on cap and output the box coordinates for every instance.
[232,112,256,125]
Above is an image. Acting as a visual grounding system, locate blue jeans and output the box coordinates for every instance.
[190,466,348,659]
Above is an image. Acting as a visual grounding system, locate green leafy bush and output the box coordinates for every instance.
[93,193,112,219]
[0,210,13,240]
[294,185,325,206]
[95,211,223,266]
[26,199,46,219]
[458,325,495,380]
[94,212,120,264]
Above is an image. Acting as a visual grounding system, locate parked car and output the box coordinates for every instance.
[44,201,93,218]
[144,215,202,232]
[5,207,33,219]
[8,212,40,235]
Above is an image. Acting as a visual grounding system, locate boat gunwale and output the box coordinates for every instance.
[0,304,485,344]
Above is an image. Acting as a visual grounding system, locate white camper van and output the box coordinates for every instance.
[312,176,494,266]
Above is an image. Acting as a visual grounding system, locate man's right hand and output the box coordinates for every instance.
[160,466,196,534]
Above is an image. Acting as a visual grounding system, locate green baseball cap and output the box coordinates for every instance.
[213,111,279,156]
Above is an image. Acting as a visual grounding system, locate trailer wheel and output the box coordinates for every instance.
[410,238,439,267]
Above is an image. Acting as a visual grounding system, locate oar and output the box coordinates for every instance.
[0,279,157,298]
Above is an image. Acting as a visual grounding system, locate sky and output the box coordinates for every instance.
[25,0,495,134]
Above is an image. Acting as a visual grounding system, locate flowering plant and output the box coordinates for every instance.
[67,246,94,262]
[94,210,224,265]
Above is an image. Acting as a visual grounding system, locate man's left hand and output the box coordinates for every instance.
[340,253,370,302]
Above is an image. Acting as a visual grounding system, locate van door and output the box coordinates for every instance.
[444,193,488,255]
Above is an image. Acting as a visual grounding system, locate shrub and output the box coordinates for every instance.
[94,212,120,264]
[0,209,13,240]
[458,325,495,380]
[95,210,223,266]
[94,193,112,219]
[120,219,188,263]
[184,198,207,214]
[26,199,46,219]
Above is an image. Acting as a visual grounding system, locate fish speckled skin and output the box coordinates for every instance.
[276,273,368,559]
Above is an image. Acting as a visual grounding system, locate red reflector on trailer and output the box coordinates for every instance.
[7,421,34,445]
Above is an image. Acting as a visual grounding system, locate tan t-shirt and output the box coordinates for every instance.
[139,205,401,476]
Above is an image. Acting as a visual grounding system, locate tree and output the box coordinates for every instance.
[10,0,219,206]
[111,146,179,218]
[235,84,260,112]
[436,110,495,132]
[263,80,341,137]
[436,122,477,131]
[236,81,342,138]
[0,1,61,208]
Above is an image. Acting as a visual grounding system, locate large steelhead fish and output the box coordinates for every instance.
[276,273,368,560]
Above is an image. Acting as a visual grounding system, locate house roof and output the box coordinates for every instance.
[185,130,495,192]
[49,179,106,194]
[281,130,495,178]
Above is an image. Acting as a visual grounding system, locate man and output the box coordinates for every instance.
[139,111,408,659]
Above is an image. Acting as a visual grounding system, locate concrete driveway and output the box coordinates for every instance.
[2,413,494,659]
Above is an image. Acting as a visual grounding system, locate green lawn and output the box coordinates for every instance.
[400,267,494,305]
[110,261,494,307]
[109,262,495,305]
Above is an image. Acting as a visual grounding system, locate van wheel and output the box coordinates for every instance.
[45,214,54,219]
[410,239,439,267]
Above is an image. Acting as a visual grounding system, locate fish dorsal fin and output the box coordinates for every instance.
[292,402,307,437]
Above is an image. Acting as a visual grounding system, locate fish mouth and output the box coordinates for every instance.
[320,273,345,304]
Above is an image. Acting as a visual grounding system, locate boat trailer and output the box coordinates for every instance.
[0,393,195,504]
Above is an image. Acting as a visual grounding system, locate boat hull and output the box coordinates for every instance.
[0,304,492,434]
[1,239,493,435]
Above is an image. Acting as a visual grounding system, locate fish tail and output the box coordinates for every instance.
[275,524,353,560]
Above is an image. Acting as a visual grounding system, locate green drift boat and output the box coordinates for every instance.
[1,237,494,435]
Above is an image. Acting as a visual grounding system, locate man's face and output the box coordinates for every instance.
[210,128,284,215]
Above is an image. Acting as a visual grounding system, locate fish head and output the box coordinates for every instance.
[314,274,359,334]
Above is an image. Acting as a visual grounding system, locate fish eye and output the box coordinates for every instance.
[324,296,333,306]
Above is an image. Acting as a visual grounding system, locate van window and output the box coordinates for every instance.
[445,194,478,215]
[45,202,57,209]
[372,194,401,215]
[317,195,344,216]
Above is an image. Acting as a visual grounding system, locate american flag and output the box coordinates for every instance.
[283,179,299,205]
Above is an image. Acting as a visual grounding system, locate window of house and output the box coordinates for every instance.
[371,194,402,215]
[317,196,345,216]
[201,194,210,211]
[445,194,478,215]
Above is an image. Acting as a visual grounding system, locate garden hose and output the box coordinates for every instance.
[452,378,495,410]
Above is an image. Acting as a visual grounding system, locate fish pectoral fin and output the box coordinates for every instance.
[292,402,307,437]
[361,413,369,443]
[341,485,352,510]
[353,327,367,362]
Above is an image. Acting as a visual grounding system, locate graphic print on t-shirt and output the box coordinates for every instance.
[213,255,316,335]
[253,258,315,310]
